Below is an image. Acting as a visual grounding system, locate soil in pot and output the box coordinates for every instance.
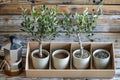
[54,52,68,59]
[75,50,89,59]
[94,51,109,59]
[33,53,47,58]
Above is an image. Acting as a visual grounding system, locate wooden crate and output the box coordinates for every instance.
[25,42,115,78]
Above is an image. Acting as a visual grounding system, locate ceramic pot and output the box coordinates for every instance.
[52,49,70,69]
[73,49,91,69]
[31,49,49,69]
[93,49,110,69]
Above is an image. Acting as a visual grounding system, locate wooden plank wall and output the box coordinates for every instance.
[0,0,120,47]
[0,0,120,79]
[0,0,120,41]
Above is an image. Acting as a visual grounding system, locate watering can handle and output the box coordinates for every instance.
[9,36,15,49]
[0,60,10,71]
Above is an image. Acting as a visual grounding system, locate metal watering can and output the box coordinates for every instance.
[0,36,23,76]
[4,36,23,63]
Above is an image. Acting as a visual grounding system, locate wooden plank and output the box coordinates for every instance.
[0,5,120,15]
[0,15,120,25]
[0,32,120,43]
[1,33,120,55]
[0,4,31,15]
[54,5,120,15]
[35,0,71,4]
[0,1,29,5]
[34,0,88,4]
[0,34,119,51]
[72,0,120,5]
[103,0,120,4]
[31,0,120,5]
[0,23,120,32]
[0,15,120,32]
[1,0,120,5]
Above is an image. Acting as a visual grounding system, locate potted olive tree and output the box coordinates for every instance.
[60,7,102,69]
[21,5,58,69]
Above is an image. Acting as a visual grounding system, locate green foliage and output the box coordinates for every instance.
[21,5,58,41]
[60,6,102,57]
[60,7,102,40]
[73,8,101,34]
[60,13,74,37]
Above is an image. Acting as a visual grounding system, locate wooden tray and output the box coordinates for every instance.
[25,42,115,78]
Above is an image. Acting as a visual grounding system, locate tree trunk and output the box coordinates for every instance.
[39,41,42,58]
[77,33,84,58]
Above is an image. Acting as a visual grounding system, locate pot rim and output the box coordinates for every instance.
[73,49,90,59]
[93,49,110,59]
[52,49,70,60]
[31,49,49,59]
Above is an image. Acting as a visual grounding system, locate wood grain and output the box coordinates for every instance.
[1,33,120,45]
[0,0,120,79]
[0,4,31,15]
[0,5,120,15]
[0,0,120,4]
[72,0,120,4]
[0,15,120,32]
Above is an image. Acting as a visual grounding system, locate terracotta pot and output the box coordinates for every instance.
[73,49,91,69]
[93,49,110,69]
[31,49,49,69]
[52,49,70,69]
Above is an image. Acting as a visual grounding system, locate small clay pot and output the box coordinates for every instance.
[31,49,49,69]
[93,49,110,69]
[73,49,91,69]
[52,49,70,69]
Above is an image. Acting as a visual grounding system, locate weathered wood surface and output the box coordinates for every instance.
[0,0,120,4]
[0,0,120,79]
[0,4,120,15]
[0,0,120,15]
[0,15,120,32]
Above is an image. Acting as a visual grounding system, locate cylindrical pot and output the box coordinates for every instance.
[52,49,70,69]
[73,49,91,69]
[31,49,49,69]
[93,49,110,69]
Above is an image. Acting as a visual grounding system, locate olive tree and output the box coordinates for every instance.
[21,5,58,57]
[60,7,102,58]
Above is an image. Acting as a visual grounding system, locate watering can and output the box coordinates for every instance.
[3,36,23,63]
